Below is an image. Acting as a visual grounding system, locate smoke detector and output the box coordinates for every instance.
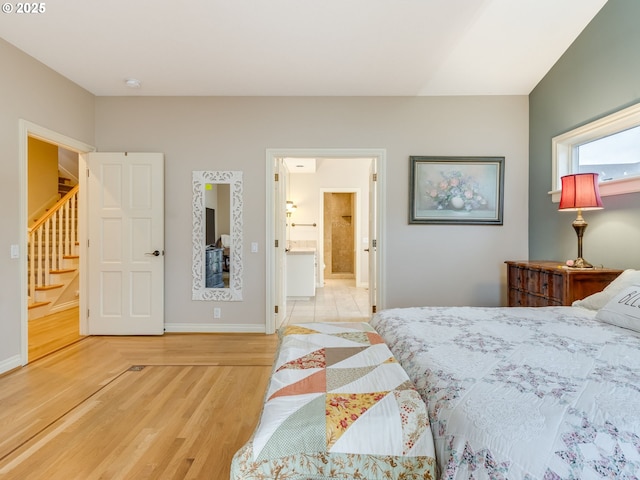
[124,78,141,88]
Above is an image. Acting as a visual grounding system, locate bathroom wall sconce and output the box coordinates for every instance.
[286,200,297,217]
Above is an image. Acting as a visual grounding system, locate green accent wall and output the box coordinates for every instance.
[529,0,640,269]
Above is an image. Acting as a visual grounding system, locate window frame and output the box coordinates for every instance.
[551,102,640,202]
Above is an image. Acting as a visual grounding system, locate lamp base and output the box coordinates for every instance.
[570,212,593,269]
[570,257,594,269]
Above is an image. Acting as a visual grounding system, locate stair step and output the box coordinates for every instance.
[63,255,79,259]
[50,268,77,274]
[35,284,64,291]
[28,301,51,310]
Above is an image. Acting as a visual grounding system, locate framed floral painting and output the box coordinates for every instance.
[409,156,504,225]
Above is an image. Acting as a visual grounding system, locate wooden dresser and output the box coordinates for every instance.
[505,260,623,307]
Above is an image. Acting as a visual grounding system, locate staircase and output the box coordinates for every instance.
[28,185,79,320]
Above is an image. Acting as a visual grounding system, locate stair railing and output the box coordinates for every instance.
[28,185,79,299]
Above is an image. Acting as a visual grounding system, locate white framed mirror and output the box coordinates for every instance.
[192,170,243,301]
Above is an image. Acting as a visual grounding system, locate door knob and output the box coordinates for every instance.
[146,250,161,257]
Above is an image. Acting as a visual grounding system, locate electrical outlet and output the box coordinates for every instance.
[214,307,221,319]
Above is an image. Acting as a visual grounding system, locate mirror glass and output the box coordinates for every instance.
[192,170,243,301]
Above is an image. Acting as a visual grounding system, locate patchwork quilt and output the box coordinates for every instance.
[230,322,437,480]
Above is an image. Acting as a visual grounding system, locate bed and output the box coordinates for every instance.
[230,322,437,479]
[370,270,640,479]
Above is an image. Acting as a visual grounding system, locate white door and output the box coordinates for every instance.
[368,160,378,315]
[274,158,288,329]
[86,152,164,335]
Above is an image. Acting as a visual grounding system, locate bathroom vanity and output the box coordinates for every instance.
[286,248,317,298]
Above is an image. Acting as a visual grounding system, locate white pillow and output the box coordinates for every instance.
[572,269,640,311]
[595,285,640,333]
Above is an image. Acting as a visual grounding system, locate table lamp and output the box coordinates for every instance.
[558,173,603,268]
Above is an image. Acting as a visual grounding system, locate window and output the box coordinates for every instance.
[551,102,640,202]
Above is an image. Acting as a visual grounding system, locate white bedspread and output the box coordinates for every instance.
[371,306,640,479]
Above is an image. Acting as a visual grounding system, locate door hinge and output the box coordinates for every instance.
[275,305,279,314]
[87,308,90,318]
[372,173,377,181]
[372,305,377,314]
[275,173,279,181]
[275,239,279,248]
[87,168,90,177]
[372,239,377,248]
[87,239,90,248]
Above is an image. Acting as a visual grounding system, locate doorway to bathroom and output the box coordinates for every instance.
[265,148,386,334]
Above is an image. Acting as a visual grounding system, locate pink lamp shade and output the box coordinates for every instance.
[559,173,603,211]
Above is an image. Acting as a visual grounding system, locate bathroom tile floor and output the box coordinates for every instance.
[284,278,370,325]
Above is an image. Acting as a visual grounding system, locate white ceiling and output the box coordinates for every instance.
[284,158,317,173]
[0,0,608,97]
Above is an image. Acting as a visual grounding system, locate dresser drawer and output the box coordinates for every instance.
[508,264,525,290]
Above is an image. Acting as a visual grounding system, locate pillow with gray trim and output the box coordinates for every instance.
[595,285,640,333]
[572,269,640,311]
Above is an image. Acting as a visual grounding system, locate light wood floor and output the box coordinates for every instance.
[0,332,279,479]
[28,306,83,362]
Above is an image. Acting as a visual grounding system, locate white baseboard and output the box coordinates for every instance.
[50,299,79,314]
[0,354,22,375]
[163,323,267,333]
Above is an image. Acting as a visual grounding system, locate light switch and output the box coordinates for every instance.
[251,242,258,253]
[10,244,19,259]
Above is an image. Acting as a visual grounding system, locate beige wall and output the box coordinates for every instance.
[94,95,529,330]
[27,137,59,223]
[0,38,94,371]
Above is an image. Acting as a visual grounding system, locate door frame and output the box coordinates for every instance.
[18,120,95,365]
[265,148,386,335]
